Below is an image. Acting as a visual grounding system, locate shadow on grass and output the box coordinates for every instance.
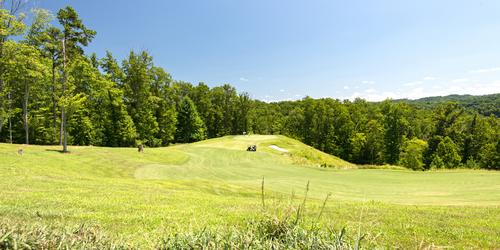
[45,149,70,154]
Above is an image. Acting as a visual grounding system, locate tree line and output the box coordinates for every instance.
[0,4,498,170]
[253,98,499,170]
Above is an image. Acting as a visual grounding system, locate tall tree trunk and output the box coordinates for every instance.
[60,106,64,146]
[0,32,5,140]
[52,62,57,130]
[0,114,3,136]
[0,36,5,92]
[23,80,29,144]
[63,108,68,152]
[8,115,12,143]
[8,92,12,143]
[0,80,4,136]
[59,52,63,146]
[59,110,64,145]
[61,38,68,152]
[0,115,3,135]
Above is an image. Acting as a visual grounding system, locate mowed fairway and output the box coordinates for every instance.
[1,135,499,248]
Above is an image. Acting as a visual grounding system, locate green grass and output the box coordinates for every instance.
[0,135,499,248]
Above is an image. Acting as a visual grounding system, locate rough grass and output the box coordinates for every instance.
[0,135,499,248]
[1,213,360,249]
[0,223,127,249]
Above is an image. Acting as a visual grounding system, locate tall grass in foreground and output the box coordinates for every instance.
[160,179,363,249]
[0,223,129,249]
[1,180,362,249]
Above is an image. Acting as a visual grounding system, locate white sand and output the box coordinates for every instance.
[269,145,289,152]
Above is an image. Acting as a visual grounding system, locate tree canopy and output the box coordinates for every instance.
[0,4,498,170]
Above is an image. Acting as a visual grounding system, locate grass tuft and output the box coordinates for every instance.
[159,182,360,250]
[0,223,127,249]
[159,217,357,250]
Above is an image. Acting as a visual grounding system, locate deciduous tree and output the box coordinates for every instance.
[176,96,205,143]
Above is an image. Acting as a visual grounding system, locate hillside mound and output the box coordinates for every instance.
[189,135,355,168]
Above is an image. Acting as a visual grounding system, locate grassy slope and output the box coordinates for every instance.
[0,135,499,248]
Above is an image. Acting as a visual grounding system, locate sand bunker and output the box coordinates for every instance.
[269,145,289,152]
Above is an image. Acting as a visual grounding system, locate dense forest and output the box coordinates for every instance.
[1,4,499,170]
[396,93,500,117]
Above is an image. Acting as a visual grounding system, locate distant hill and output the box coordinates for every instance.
[395,93,500,117]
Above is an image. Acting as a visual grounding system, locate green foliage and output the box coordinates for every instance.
[430,154,445,169]
[464,157,480,169]
[479,142,500,170]
[0,4,498,170]
[461,114,489,165]
[434,137,462,168]
[54,5,96,152]
[100,51,124,85]
[68,110,95,145]
[175,96,206,143]
[286,98,355,160]
[24,8,53,48]
[102,87,137,146]
[381,101,409,164]
[0,8,25,39]
[56,6,96,56]
[350,132,367,163]
[363,120,385,164]
[399,93,500,117]
[400,138,428,170]
[150,66,176,145]
[122,51,159,146]
[1,40,50,144]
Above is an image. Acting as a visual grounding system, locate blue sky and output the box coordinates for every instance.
[33,0,500,101]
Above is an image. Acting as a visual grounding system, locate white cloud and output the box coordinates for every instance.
[467,82,500,95]
[423,76,438,81]
[403,81,423,87]
[469,67,500,74]
[452,78,469,83]
[449,85,465,92]
[259,93,307,103]
[403,81,500,100]
[261,95,275,103]
[239,77,249,82]
[341,92,360,100]
[338,81,499,102]
[258,77,499,102]
[342,91,398,102]
[362,80,375,84]
[406,87,425,99]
